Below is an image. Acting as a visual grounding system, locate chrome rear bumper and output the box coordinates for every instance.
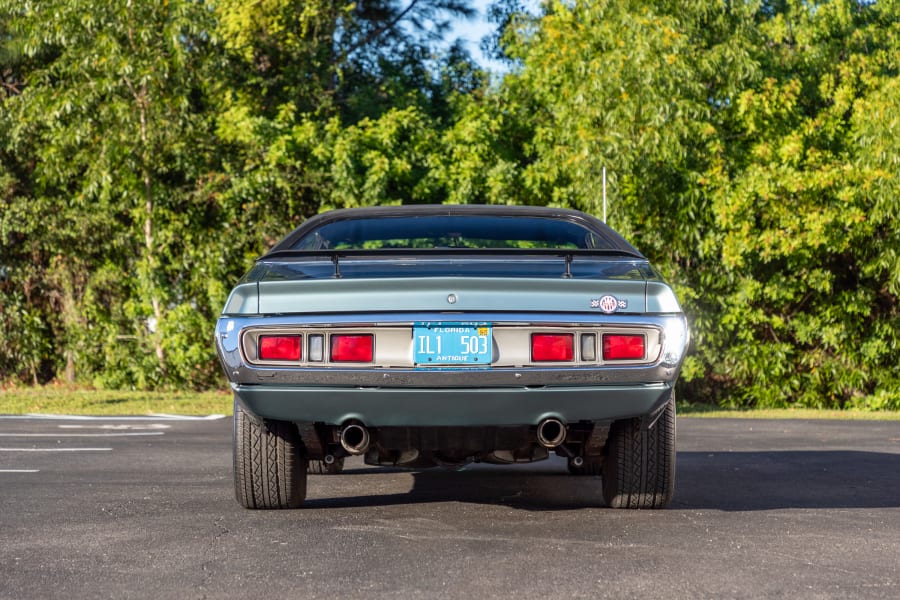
[232,382,674,427]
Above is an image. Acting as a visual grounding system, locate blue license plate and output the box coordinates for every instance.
[414,322,492,366]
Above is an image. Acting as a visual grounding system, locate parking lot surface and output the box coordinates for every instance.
[1,415,898,599]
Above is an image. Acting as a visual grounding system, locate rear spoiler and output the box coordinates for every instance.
[258,248,646,279]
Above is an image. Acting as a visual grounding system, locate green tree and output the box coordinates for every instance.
[215,0,476,123]
[210,0,484,257]
[701,0,900,407]
[439,0,900,408]
[3,0,898,409]
[1,0,223,387]
[0,0,482,389]
[438,0,758,380]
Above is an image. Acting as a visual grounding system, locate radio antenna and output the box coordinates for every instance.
[602,166,608,224]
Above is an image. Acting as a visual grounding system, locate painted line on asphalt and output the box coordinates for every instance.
[0,414,226,421]
[0,448,113,452]
[148,414,227,420]
[57,424,171,430]
[0,469,40,473]
[0,432,165,438]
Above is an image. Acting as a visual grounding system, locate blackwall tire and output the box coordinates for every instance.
[602,392,676,509]
[233,398,308,509]
[308,457,345,475]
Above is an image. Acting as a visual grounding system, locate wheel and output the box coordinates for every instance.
[233,398,308,509]
[567,457,602,476]
[308,457,345,475]
[602,392,676,509]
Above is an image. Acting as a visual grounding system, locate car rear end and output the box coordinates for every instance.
[216,206,689,509]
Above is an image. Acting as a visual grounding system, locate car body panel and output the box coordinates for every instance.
[216,205,688,469]
[232,382,673,427]
[248,277,653,315]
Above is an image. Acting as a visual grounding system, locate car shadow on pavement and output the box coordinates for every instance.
[304,450,900,511]
[305,462,605,511]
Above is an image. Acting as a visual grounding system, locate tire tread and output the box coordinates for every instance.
[602,393,676,509]
[233,399,307,509]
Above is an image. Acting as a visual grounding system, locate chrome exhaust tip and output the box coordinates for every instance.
[536,418,567,448]
[340,422,371,455]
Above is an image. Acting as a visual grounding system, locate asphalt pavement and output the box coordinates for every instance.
[0,414,898,599]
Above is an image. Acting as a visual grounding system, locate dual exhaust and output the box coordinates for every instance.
[338,418,568,456]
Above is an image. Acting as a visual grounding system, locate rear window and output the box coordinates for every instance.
[290,216,608,250]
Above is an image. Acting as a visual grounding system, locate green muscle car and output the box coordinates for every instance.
[215,205,689,509]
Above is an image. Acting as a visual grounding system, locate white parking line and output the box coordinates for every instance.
[57,424,171,430]
[147,414,227,420]
[0,414,226,421]
[0,469,40,472]
[0,448,112,452]
[0,432,165,438]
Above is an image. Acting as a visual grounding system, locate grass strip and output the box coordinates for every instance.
[678,402,900,421]
[2,386,899,420]
[0,386,233,416]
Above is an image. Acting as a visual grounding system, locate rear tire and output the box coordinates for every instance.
[233,398,307,509]
[308,457,345,475]
[602,393,676,509]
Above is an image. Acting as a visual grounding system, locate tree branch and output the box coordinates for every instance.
[339,0,422,64]
[1,80,22,96]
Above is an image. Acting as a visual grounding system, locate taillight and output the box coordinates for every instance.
[602,334,645,360]
[531,334,574,362]
[258,335,302,361]
[330,334,374,362]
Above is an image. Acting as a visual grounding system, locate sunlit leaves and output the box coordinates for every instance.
[443,0,900,408]
[698,0,900,408]
[0,0,222,388]
[1,0,899,407]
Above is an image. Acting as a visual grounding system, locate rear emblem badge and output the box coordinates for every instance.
[592,295,626,313]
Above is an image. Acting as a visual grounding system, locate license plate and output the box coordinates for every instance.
[414,322,492,366]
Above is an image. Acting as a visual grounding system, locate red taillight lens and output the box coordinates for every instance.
[531,334,574,362]
[330,334,374,362]
[602,334,645,360]
[258,335,302,361]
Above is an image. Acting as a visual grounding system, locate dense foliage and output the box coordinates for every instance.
[1,0,898,409]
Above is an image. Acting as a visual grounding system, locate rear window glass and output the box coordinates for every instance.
[290,216,608,250]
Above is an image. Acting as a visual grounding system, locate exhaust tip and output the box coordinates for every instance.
[537,418,567,448]
[340,422,371,455]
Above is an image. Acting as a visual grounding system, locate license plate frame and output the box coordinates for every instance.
[413,322,492,366]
